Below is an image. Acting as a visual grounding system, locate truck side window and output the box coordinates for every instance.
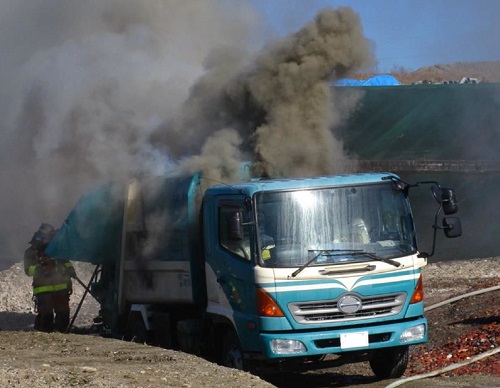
[219,206,251,261]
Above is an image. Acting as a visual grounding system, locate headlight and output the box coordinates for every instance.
[270,339,307,354]
[400,324,426,343]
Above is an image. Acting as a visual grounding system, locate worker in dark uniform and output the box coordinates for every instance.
[24,223,76,332]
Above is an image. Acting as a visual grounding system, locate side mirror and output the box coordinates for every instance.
[227,211,244,241]
[431,185,459,215]
[443,217,462,238]
[441,188,458,215]
[431,185,442,204]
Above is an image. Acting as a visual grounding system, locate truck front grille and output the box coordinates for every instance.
[288,292,406,324]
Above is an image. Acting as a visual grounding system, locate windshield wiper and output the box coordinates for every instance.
[290,249,362,278]
[344,250,401,268]
[289,251,323,278]
[289,249,400,278]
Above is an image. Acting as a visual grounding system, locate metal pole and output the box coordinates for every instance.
[66,264,101,333]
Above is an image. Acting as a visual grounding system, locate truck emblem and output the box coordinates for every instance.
[338,295,362,314]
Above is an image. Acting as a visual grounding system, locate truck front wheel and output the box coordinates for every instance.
[222,330,244,370]
[369,346,409,379]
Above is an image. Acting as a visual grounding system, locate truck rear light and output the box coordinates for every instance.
[257,288,284,317]
[410,275,424,304]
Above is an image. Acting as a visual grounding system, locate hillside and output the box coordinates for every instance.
[354,60,500,84]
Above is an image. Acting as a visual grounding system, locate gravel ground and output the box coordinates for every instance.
[0,258,498,387]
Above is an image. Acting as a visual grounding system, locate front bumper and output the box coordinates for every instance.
[259,317,427,359]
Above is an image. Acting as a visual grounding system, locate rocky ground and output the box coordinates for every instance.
[0,258,498,387]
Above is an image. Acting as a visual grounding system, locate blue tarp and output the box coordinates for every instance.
[334,74,400,87]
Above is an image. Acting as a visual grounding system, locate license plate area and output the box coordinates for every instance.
[340,331,369,349]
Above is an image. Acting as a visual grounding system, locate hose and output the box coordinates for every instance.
[424,284,500,312]
[385,284,500,387]
[384,347,500,388]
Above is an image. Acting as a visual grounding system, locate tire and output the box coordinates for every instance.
[369,346,409,379]
[222,330,244,370]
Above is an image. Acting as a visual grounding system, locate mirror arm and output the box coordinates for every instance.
[424,205,443,258]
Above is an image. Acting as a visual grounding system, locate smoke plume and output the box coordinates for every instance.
[0,0,261,263]
[0,2,373,264]
[173,7,374,178]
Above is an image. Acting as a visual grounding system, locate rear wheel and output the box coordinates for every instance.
[222,330,244,370]
[369,346,409,379]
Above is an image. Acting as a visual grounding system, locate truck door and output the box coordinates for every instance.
[204,197,258,340]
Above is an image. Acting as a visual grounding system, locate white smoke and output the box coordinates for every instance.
[0,0,262,263]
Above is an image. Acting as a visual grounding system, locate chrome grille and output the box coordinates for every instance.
[289,292,406,324]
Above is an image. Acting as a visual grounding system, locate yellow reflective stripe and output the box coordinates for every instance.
[33,282,69,295]
[28,265,38,277]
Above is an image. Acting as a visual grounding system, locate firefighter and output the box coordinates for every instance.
[23,223,77,333]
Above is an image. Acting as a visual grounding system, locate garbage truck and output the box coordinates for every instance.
[46,167,461,378]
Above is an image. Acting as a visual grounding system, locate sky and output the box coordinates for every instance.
[0,0,499,265]
[247,0,500,71]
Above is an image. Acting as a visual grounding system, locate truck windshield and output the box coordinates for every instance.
[255,182,416,268]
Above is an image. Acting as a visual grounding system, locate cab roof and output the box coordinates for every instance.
[205,172,398,196]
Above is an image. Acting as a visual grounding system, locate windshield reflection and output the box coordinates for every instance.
[256,183,416,268]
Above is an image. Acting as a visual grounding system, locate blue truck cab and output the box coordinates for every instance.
[46,170,461,379]
[203,173,431,377]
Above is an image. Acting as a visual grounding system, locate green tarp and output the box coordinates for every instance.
[44,174,202,265]
[333,83,500,161]
[45,182,125,264]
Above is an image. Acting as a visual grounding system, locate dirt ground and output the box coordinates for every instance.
[0,258,498,388]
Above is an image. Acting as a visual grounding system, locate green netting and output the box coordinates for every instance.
[333,83,500,160]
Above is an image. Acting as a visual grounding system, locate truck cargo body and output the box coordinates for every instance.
[47,170,460,377]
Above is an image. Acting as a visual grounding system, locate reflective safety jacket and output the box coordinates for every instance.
[23,247,75,295]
